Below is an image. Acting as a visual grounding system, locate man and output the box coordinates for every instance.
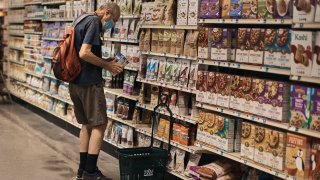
[69,3,122,180]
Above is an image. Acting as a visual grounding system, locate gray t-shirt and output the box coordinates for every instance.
[72,14,103,86]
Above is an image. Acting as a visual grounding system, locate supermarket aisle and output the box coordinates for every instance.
[0,103,120,180]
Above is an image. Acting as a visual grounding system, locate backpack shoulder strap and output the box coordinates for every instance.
[72,13,95,27]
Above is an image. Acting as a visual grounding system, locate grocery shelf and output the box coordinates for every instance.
[141,51,197,61]
[199,18,292,25]
[25,71,43,78]
[42,1,66,5]
[8,20,25,24]
[9,5,25,9]
[9,60,24,65]
[24,1,42,5]
[24,31,43,35]
[24,58,43,64]
[8,75,26,82]
[292,22,320,29]
[290,75,320,84]
[136,102,198,124]
[196,102,320,139]
[9,32,24,37]
[104,88,139,101]
[137,77,196,94]
[135,127,204,154]
[42,18,74,22]
[24,17,42,21]
[43,73,59,80]
[195,142,287,179]
[104,37,138,43]
[25,45,41,49]
[107,113,137,128]
[199,59,291,75]
[103,138,125,149]
[8,46,24,51]
[42,37,64,41]
[140,24,198,30]
[120,15,140,19]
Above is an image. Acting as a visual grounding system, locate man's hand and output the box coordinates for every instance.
[104,60,123,75]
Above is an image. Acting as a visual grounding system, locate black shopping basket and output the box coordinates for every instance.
[117,94,173,180]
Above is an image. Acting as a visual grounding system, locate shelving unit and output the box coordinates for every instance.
[290,75,320,84]
[104,88,139,101]
[141,51,197,61]
[42,37,63,41]
[41,1,66,5]
[199,18,292,25]
[140,24,198,30]
[104,37,138,43]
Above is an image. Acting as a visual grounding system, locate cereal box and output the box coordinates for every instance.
[276,29,291,68]
[206,72,218,105]
[242,0,258,18]
[230,29,237,61]
[188,0,199,25]
[205,112,217,145]
[254,125,270,166]
[221,0,231,18]
[230,75,242,111]
[258,0,274,19]
[265,80,290,122]
[210,28,231,61]
[241,122,255,160]
[309,139,320,180]
[164,58,175,84]
[215,115,236,152]
[293,0,316,23]
[234,119,242,152]
[188,61,198,90]
[216,73,232,108]
[172,59,182,85]
[198,27,209,59]
[311,31,320,77]
[230,0,243,18]
[241,77,254,113]
[290,85,312,129]
[252,78,267,117]
[196,110,206,142]
[274,0,293,18]
[264,29,278,66]
[157,57,167,83]
[310,88,320,132]
[315,0,320,22]
[199,0,209,18]
[208,0,221,18]
[248,28,265,65]
[285,133,310,180]
[196,71,208,103]
[177,0,189,25]
[179,60,191,88]
[266,129,286,171]
[236,28,250,63]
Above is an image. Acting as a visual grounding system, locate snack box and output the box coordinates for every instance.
[264,29,278,67]
[276,29,291,68]
[274,0,293,18]
[177,0,189,25]
[179,59,191,88]
[172,59,182,85]
[215,116,236,152]
[258,0,274,19]
[309,139,320,180]
[230,75,242,111]
[241,77,255,113]
[188,0,199,25]
[285,133,310,180]
[266,129,286,171]
[198,27,209,59]
[248,28,265,65]
[234,119,242,152]
[205,112,217,145]
[241,122,255,160]
[230,29,237,61]
[252,78,267,117]
[310,88,320,132]
[289,85,312,129]
[206,71,218,105]
[188,61,198,90]
[208,0,221,18]
[253,125,270,166]
[230,0,243,18]
[196,110,207,142]
[221,0,231,18]
[242,0,258,18]
[199,0,209,18]
[316,0,320,22]
[236,28,250,63]
[264,80,290,122]
[216,73,232,108]
[311,31,320,77]
[157,57,167,83]
[210,28,231,61]
[293,0,316,23]
[196,71,208,103]
[165,58,175,84]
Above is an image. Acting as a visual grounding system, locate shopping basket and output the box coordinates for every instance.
[117,94,173,180]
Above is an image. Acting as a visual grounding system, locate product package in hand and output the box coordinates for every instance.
[115,52,130,66]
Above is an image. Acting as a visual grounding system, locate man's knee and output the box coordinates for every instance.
[91,123,107,132]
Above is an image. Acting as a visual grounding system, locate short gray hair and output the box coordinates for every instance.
[99,2,121,20]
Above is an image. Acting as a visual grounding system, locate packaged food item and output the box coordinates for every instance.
[204,112,216,145]
[310,88,320,132]
[264,29,278,66]
[120,19,129,39]
[43,77,50,92]
[293,0,316,23]
[149,57,159,81]
[253,125,270,166]
[266,129,286,171]
[196,71,208,103]
[311,31,320,77]
[173,123,181,142]
[248,28,265,64]
[179,60,191,88]
[163,0,175,25]
[157,30,164,53]
[236,28,250,63]
[115,52,130,67]
[170,30,177,54]
[189,31,199,57]
[234,119,242,152]
[163,30,172,53]
[189,159,233,179]
[151,30,159,52]
[177,0,189,25]
[157,118,167,137]
[285,133,310,180]
[315,0,320,22]
[133,0,142,15]
[138,55,147,79]
[199,0,209,18]
[251,78,267,117]
[208,0,221,18]
[276,29,291,68]
[274,0,293,18]
[188,61,198,90]
[309,139,320,180]
[230,29,237,61]
[144,29,151,52]
[258,0,274,18]
[187,0,199,25]
[167,148,176,170]
[216,73,232,108]
[184,30,192,56]
[165,58,175,84]
[176,30,186,55]
[242,0,258,18]
[179,124,190,145]
[151,85,159,106]
[215,116,236,152]
[230,0,243,18]
[241,122,255,160]
[198,27,209,59]
[151,3,166,24]
[221,0,231,18]
[175,149,186,173]
[206,72,218,105]
[172,59,182,85]
[184,154,202,177]
[157,57,167,82]
[230,75,242,110]
[139,30,145,51]
[210,28,231,61]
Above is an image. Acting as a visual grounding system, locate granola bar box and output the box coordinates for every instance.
[310,88,320,132]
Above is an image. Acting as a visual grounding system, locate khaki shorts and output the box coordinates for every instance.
[69,83,107,126]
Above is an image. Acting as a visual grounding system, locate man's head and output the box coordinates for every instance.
[96,2,121,31]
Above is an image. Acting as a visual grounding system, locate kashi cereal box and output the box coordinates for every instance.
[264,29,278,66]
[210,28,231,61]
[241,122,256,160]
[199,0,209,18]
[196,71,208,103]
[205,112,217,146]
[309,139,320,180]
[254,125,270,166]
[291,31,314,77]
[208,0,221,18]
[290,85,312,129]
[310,88,320,132]
[177,0,189,25]
[216,73,232,108]
[293,0,316,23]
[230,0,243,18]
[236,28,250,63]
[266,129,286,171]
[276,29,292,68]
[274,0,293,18]
[206,71,218,105]
[252,78,267,117]
[248,28,265,65]
[258,0,274,19]
[311,31,320,77]
[230,75,242,110]
[188,0,199,25]
[215,115,236,152]
[241,77,254,113]
[264,80,290,122]
[285,133,310,180]
[196,110,206,142]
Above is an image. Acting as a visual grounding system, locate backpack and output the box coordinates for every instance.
[52,13,94,82]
